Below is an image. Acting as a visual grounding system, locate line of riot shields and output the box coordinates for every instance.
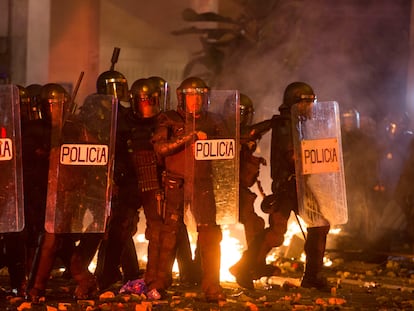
[1,86,241,234]
[1,84,347,236]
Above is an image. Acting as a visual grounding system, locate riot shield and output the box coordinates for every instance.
[184,90,239,230]
[291,100,347,227]
[45,94,117,233]
[0,84,24,232]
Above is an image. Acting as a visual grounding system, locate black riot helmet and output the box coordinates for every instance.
[130,78,161,118]
[341,108,361,133]
[176,76,210,116]
[96,70,129,102]
[382,111,411,140]
[25,84,43,120]
[279,81,316,114]
[39,83,70,121]
[148,76,170,111]
[17,85,31,121]
[240,93,255,127]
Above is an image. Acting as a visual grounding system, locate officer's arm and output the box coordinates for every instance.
[248,118,272,141]
[154,131,198,157]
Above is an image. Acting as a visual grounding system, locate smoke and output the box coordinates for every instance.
[209,0,413,247]
[214,0,411,124]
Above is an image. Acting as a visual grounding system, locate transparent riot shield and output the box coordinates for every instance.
[45,94,117,233]
[0,85,24,232]
[291,100,347,227]
[184,90,239,230]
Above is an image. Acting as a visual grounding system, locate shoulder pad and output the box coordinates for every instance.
[158,110,183,124]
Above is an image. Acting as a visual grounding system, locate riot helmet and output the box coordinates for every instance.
[176,76,210,116]
[148,76,170,111]
[382,111,411,140]
[341,108,360,132]
[279,81,316,114]
[96,70,129,102]
[78,94,112,140]
[39,83,70,121]
[25,84,43,120]
[240,93,255,127]
[17,85,31,121]
[130,78,161,118]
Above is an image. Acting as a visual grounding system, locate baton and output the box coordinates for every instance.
[110,47,121,71]
[70,71,84,114]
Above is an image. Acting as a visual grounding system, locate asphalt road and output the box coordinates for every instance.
[1,254,414,311]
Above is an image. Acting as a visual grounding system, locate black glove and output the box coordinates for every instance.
[261,194,278,214]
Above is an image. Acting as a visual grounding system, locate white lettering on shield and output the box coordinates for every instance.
[195,139,235,160]
[60,144,108,165]
[0,138,13,160]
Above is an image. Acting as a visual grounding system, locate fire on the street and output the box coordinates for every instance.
[87,212,339,283]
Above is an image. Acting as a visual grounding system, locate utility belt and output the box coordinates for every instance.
[155,172,184,219]
[162,171,184,190]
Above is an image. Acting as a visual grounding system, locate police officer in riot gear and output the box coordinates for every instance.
[237,94,271,246]
[27,83,99,301]
[126,77,171,297]
[132,77,196,291]
[230,82,331,290]
[21,83,49,286]
[340,109,379,243]
[94,68,142,289]
[152,77,226,302]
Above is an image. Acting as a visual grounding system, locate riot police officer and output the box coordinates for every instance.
[146,76,196,287]
[27,83,99,302]
[230,82,331,290]
[22,83,47,279]
[126,77,173,297]
[152,77,227,302]
[94,69,142,289]
[237,94,271,246]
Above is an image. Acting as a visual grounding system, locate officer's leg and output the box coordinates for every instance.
[76,233,102,270]
[192,182,225,302]
[56,235,76,277]
[146,185,182,298]
[142,192,163,288]
[230,209,288,289]
[4,232,27,296]
[120,235,141,282]
[28,232,60,302]
[70,235,98,299]
[95,199,137,290]
[301,225,330,290]
[94,214,123,290]
[143,221,162,287]
[197,224,226,302]
[175,222,196,285]
[239,187,265,247]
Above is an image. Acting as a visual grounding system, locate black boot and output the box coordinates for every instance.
[198,225,226,303]
[301,226,330,291]
[5,233,27,296]
[229,229,281,289]
[120,237,141,282]
[176,223,197,286]
[229,251,255,289]
[148,225,177,298]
